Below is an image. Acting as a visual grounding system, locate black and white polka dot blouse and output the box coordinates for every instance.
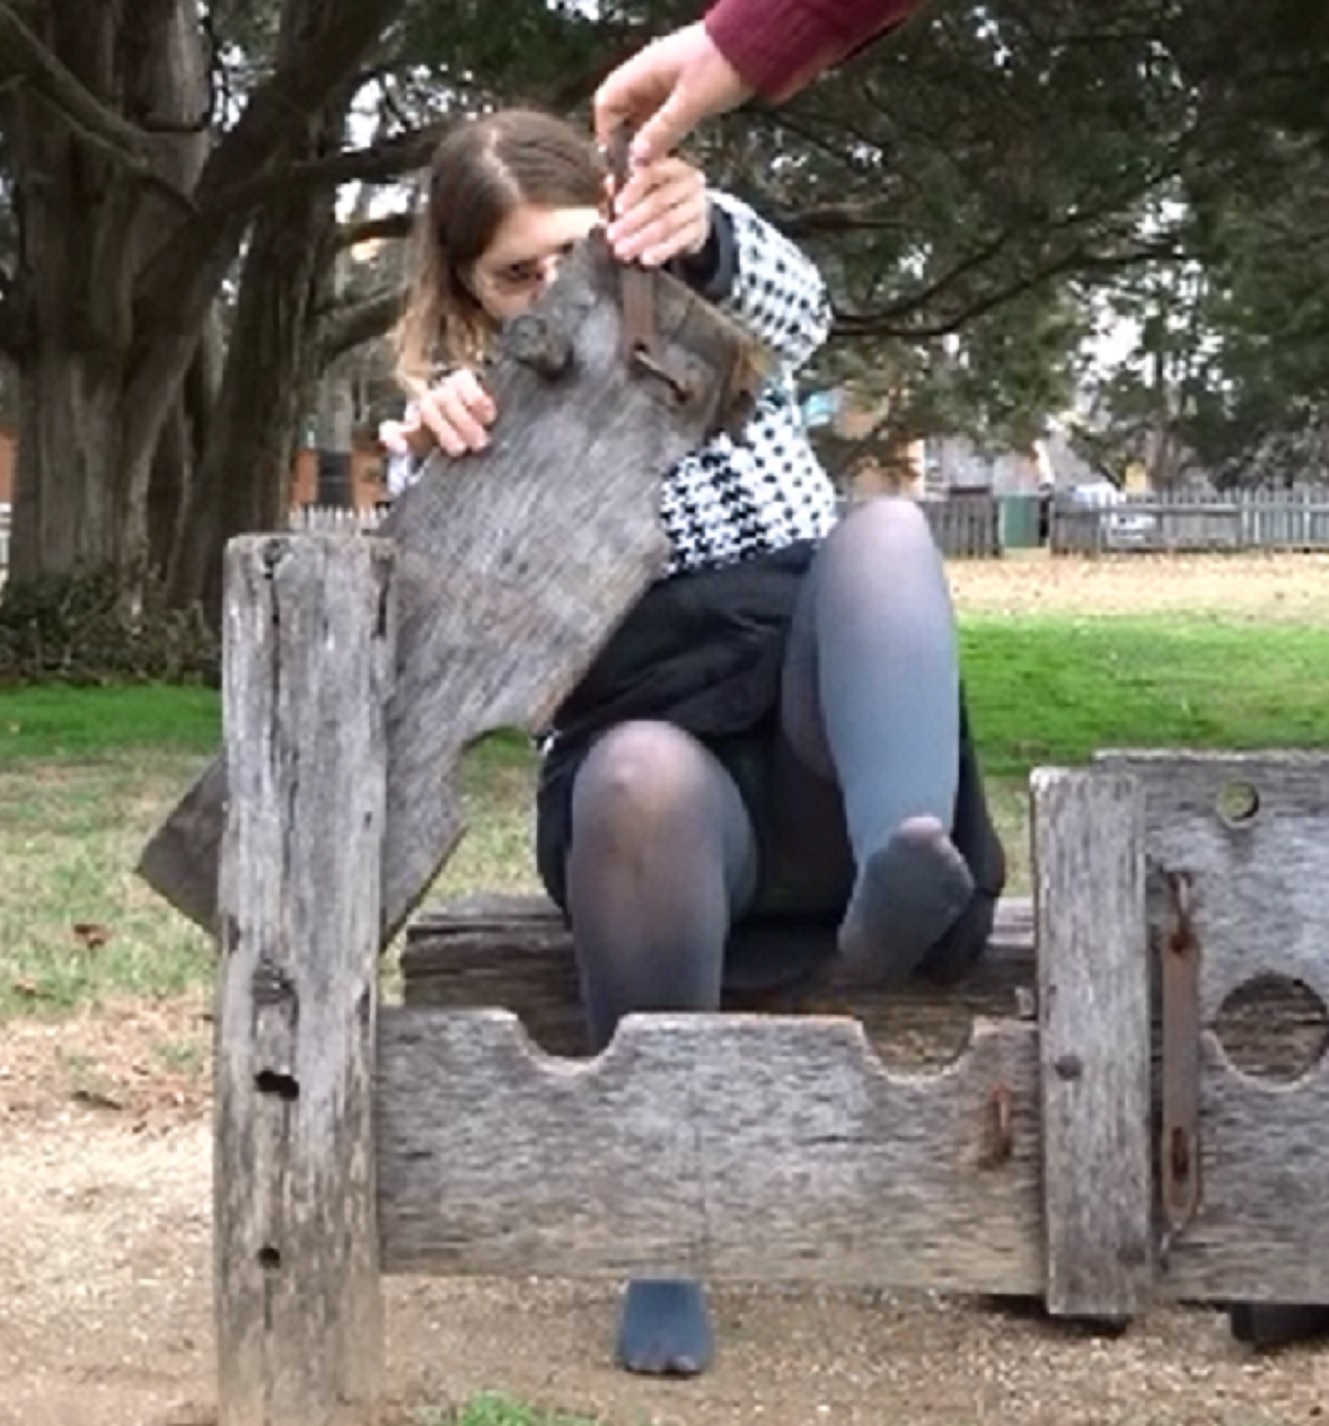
[386,190,839,572]
[657,190,838,577]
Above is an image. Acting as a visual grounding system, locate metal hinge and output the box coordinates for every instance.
[1158,868,1202,1265]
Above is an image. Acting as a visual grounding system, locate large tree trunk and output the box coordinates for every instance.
[5,0,209,587]
[1,0,406,608]
[166,119,341,619]
[12,349,135,579]
[148,311,225,580]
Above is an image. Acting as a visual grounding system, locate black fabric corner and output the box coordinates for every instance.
[669,201,736,302]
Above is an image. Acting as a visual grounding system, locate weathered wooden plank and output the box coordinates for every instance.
[1032,767,1151,1318]
[400,891,1325,1075]
[376,1008,1044,1293]
[1093,751,1329,1010]
[1093,751,1329,1304]
[214,536,392,1426]
[1157,1038,1329,1302]
[401,894,1038,1062]
[139,234,766,940]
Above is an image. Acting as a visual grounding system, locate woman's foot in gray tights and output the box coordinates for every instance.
[615,1277,714,1375]
[836,815,974,984]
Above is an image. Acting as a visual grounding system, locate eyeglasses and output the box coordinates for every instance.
[472,240,578,298]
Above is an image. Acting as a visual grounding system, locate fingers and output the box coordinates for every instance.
[628,90,704,168]
[415,369,497,457]
[593,27,693,148]
[593,23,754,164]
[378,419,411,457]
[607,158,709,266]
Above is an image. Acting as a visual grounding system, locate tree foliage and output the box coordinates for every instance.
[1074,0,1329,485]
[0,0,1326,638]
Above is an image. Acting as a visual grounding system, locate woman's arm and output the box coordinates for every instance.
[706,0,925,102]
[593,1,929,163]
[709,190,832,372]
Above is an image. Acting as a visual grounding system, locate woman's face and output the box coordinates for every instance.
[468,202,602,323]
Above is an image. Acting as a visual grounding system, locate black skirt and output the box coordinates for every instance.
[536,542,817,907]
[534,541,1006,978]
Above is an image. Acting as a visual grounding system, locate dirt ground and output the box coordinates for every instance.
[3,1001,1328,1426]
[4,553,1329,1426]
[947,548,1329,622]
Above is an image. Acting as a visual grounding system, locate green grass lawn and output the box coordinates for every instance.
[3,614,1322,772]
[961,615,1328,776]
[0,682,220,760]
[1,609,1325,1020]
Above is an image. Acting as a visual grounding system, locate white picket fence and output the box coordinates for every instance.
[292,496,1009,559]
[3,492,1326,578]
[289,489,1329,561]
[1051,486,1329,555]
[288,504,388,535]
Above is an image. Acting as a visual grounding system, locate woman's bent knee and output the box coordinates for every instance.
[833,494,932,550]
[572,721,723,838]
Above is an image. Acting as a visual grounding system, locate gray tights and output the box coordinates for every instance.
[564,495,965,1049]
[563,497,970,1374]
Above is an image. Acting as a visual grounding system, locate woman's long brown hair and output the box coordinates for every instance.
[394,108,605,394]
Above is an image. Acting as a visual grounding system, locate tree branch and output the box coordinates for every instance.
[219,40,611,206]
[190,0,409,212]
[317,288,403,365]
[210,123,444,211]
[130,0,408,400]
[199,37,615,214]
[0,1,153,170]
[833,239,1182,341]
[882,227,1020,318]
[339,211,414,249]
[776,201,907,237]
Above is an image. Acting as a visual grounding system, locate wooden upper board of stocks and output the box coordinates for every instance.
[138,231,774,943]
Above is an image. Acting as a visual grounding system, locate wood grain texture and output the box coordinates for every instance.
[400,892,1322,1077]
[1160,1038,1329,1302]
[376,1007,1044,1293]
[1093,751,1329,1010]
[1093,751,1329,1303]
[402,894,1039,1062]
[139,234,766,940]
[1032,768,1151,1318]
[395,747,1329,1306]
[214,537,392,1426]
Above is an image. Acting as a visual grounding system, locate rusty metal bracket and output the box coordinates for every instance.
[607,128,697,407]
[1159,868,1202,1263]
[606,126,771,435]
[977,1081,1014,1170]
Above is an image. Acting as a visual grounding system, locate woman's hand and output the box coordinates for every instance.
[378,412,432,460]
[606,156,711,268]
[593,23,752,167]
[397,368,497,458]
[417,368,497,457]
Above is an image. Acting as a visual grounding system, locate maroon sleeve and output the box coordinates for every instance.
[704,0,927,100]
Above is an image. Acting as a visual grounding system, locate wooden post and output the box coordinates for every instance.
[1033,766,1152,1318]
[214,534,394,1426]
[1094,750,1329,1305]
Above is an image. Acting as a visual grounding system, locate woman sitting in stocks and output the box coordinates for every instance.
[380,106,1006,1379]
